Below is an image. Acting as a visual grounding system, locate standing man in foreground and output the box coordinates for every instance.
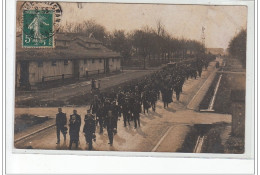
[83,109,96,150]
[56,107,67,144]
[106,109,115,146]
[69,110,81,149]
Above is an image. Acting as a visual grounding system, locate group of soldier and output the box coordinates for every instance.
[55,57,211,150]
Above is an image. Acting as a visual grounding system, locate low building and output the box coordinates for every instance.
[205,48,224,55]
[16,33,121,89]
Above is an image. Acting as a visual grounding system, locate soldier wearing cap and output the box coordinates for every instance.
[90,95,100,115]
[122,94,130,127]
[132,99,141,128]
[112,100,121,133]
[56,107,67,144]
[105,109,115,146]
[83,109,96,150]
[69,109,81,149]
[96,103,105,134]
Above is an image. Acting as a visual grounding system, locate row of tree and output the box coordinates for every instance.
[228,29,247,67]
[60,19,206,66]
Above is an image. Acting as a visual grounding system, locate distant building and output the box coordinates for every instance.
[16,33,121,89]
[205,48,224,55]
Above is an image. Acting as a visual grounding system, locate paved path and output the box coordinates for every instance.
[14,60,231,152]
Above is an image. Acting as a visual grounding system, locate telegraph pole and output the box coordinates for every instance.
[201,26,206,54]
[201,26,206,48]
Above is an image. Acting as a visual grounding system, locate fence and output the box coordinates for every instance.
[41,68,122,83]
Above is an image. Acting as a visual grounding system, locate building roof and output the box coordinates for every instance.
[55,33,103,44]
[16,33,121,61]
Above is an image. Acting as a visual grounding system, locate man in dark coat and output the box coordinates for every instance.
[149,89,157,112]
[105,110,115,146]
[96,103,105,134]
[122,96,130,127]
[56,107,67,144]
[132,99,141,128]
[69,110,81,150]
[83,110,96,150]
[117,90,124,108]
[111,101,121,133]
[142,89,151,114]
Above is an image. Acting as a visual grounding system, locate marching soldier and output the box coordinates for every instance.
[96,103,105,134]
[117,89,124,108]
[106,109,115,146]
[149,89,158,112]
[90,95,101,125]
[111,101,121,133]
[142,87,151,114]
[68,110,81,150]
[174,79,182,101]
[56,107,67,144]
[122,96,130,127]
[132,99,141,128]
[83,110,96,150]
[90,95,100,114]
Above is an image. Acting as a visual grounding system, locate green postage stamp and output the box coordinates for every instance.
[22,10,54,48]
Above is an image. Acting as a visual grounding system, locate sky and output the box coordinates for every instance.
[17,2,248,49]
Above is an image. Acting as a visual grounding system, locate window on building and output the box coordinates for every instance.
[51,60,57,66]
[64,60,68,66]
[37,60,43,67]
[99,58,102,63]
[84,59,87,64]
[92,59,95,63]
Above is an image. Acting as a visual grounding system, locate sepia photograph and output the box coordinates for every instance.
[14,1,248,154]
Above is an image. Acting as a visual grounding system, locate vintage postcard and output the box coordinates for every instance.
[14,1,250,155]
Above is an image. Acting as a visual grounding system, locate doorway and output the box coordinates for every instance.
[104,59,109,73]
[73,60,80,78]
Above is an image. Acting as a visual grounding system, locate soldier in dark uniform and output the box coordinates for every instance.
[90,95,101,125]
[128,92,135,121]
[142,88,151,114]
[174,80,182,101]
[103,98,111,128]
[108,89,117,102]
[96,103,105,134]
[56,107,67,144]
[111,101,121,133]
[132,99,141,128]
[161,85,172,108]
[105,110,115,146]
[83,110,96,150]
[122,95,131,127]
[68,110,81,150]
[90,95,100,114]
[117,90,124,108]
[149,89,158,112]
[197,64,203,77]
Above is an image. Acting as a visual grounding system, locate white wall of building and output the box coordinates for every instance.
[19,57,121,86]
[28,60,73,85]
[109,58,121,72]
[80,58,105,76]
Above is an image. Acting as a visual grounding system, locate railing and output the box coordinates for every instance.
[42,73,74,83]
[41,67,122,83]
